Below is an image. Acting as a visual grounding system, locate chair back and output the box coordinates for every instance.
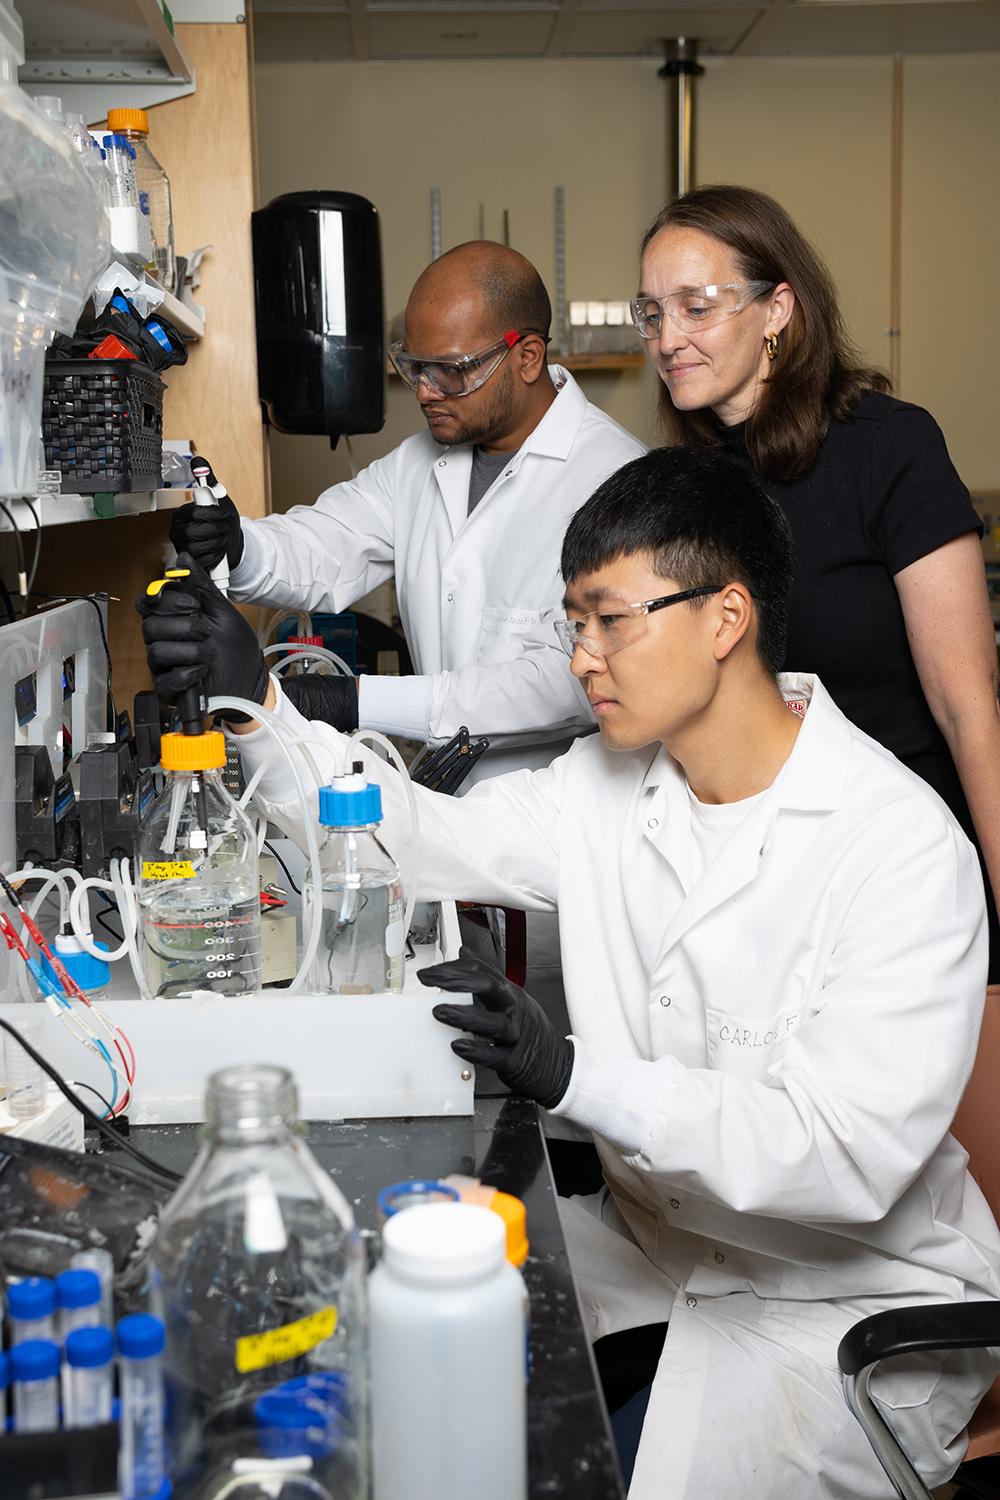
[951,984,1000,1225]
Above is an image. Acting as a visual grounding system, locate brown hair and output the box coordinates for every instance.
[640,185,891,481]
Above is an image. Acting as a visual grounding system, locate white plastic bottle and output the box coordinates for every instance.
[107,108,175,291]
[304,766,404,995]
[369,1202,527,1500]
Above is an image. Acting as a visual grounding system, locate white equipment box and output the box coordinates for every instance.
[0,902,473,1124]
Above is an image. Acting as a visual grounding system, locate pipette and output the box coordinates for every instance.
[190,454,231,598]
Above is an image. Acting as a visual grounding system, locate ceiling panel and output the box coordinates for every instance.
[742,0,1000,53]
[368,8,556,52]
[566,8,757,51]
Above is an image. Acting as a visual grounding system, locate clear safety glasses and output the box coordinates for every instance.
[629,282,774,340]
[554,585,725,660]
[388,330,536,398]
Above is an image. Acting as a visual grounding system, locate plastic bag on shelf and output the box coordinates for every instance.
[0,82,109,496]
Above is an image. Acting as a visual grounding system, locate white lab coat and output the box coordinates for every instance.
[239,673,1000,1498]
[229,367,644,780]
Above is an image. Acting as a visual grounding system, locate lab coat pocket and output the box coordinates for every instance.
[705,1004,802,1080]
[476,605,546,666]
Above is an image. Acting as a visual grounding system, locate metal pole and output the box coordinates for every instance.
[659,38,704,201]
[554,186,566,355]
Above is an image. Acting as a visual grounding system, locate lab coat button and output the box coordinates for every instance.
[647,817,659,830]
[669,1198,680,1210]
[659,995,671,1008]
[438,459,447,468]
[686,1297,697,1308]
[447,593,454,602]
[714,1252,725,1264]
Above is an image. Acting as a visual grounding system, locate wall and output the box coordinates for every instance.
[255,48,1000,506]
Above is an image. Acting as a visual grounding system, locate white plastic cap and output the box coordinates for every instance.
[54,933,82,955]
[383,1203,506,1284]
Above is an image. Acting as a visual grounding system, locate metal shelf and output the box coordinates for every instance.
[19,0,196,119]
[0,488,191,532]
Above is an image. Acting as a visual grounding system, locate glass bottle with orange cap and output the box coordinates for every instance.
[135,571,261,998]
[106,107,175,291]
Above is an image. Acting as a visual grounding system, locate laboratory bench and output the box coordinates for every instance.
[128,1092,626,1500]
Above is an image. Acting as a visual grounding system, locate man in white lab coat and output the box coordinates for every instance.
[142,445,1000,1499]
[169,239,644,782]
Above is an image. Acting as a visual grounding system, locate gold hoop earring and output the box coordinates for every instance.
[764,333,779,362]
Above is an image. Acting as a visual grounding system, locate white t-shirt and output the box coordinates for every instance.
[686,782,769,889]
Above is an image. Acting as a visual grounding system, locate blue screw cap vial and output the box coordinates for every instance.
[66,1326,114,1369]
[11,1339,60,1382]
[8,1278,56,1320]
[117,1312,165,1359]
[56,1269,101,1310]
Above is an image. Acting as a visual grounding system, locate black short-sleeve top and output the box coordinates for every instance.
[719,392,983,770]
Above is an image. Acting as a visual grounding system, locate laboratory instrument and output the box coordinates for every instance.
[11,1338,61,1433]
[303,766,404,996]
[117,1313,168,1500]
[150,1064,368,1498]
[369,1202,528,1500]
[65,1324,114,1428]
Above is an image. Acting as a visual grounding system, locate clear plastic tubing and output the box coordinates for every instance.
[117,1313,168,1500]
[56,1268,103,1341]
[70,1247,115,1330]
[66,1325,114,1427]
[11,1339,61,1433]
[8,1276,56,1345]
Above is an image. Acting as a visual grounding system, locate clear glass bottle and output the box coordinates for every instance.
[303,767,404,995]
[106,108,175,291]
[136,730,261,999]
[149,1065,368,1500]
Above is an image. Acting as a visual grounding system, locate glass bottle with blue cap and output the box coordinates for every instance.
[304,763,404,995]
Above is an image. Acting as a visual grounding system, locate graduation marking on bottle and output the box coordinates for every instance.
[234,1305,338,1373]
[141,860,195,880]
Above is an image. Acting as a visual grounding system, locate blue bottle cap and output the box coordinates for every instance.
[116,1313,165,1360]
[11,1339,60,1383]
[254,1383,342,1460]
[41,945,110,995]
[0,1350,8,1389]
[56,1269,101,1311]
[8,1277,56,1320]
[66,1326,114,1369]
[317,778,382,829]
[377,1179,460,1219]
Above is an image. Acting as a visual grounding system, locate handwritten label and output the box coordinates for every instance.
[141,860,195,880]
[234,1306,338,1374]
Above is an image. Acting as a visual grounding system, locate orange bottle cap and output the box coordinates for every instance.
[488,1190,529,1267]
[107,107,149,134]
[160,731,226,772]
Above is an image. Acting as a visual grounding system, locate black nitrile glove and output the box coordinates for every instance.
[169,457,244,572]
[281,672,359,732]
[136,553,269,722]
[420,947,574,1110]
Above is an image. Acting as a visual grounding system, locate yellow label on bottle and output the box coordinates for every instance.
[234,1306,338,1374]
[141,860,196,880]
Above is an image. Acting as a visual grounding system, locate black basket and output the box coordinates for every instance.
[42,359,164,494]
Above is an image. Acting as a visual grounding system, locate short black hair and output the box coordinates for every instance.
[561,446,792,675]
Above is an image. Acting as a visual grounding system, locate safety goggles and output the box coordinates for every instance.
[629,282,774,340]
[554,585,725,660]
[388,329,536,398]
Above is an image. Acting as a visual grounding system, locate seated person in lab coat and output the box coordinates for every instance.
[168,239,644,783]
[140,445,1000,1500]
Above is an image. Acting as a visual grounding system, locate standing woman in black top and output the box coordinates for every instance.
[634,183,1000,977]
